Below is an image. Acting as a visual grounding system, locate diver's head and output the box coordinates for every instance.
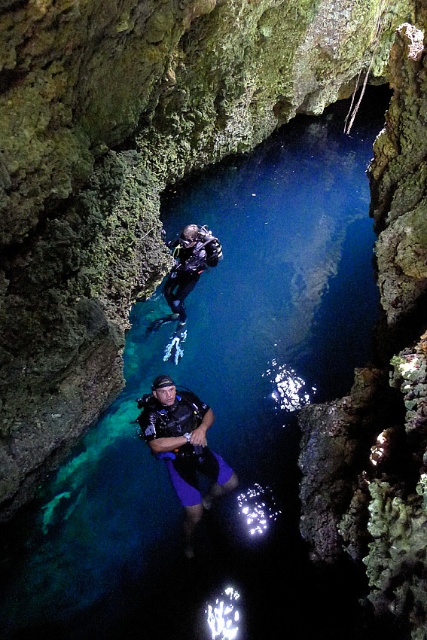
[179,224,199,247]
[151,374,176,405]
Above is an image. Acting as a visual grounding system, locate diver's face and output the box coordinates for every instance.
[179,238,196,248]
[153,385,176,406]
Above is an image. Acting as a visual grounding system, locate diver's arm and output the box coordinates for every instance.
[149,435,188,454]
[148,408,215,452]
[190,408,215,447]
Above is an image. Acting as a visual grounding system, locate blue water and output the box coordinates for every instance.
[0,88,390,640]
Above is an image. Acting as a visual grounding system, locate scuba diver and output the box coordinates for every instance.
[137,374,238,559]
[147,224,223,336]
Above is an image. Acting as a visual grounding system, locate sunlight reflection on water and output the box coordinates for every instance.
[206,585,241,640]
[237,482,281,536]
[263,359,317,411]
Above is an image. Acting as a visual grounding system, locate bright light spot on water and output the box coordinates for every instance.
[206,586,241,639]
[263,360,316,411]
[237,483,281,536]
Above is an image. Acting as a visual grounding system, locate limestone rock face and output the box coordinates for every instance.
[360,335,427,636]
[369,22,427,331]
[299,367,392,564]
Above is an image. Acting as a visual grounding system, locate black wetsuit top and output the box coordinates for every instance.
[138,391,209,443]
[169,241,209,275]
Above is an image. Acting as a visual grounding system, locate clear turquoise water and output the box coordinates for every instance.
[0,88,391,640]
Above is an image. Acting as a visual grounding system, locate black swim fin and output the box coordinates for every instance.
[146,314,180,335]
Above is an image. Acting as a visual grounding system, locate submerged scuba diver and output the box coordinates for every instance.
[137,374,238,559]
[147,224,223,338]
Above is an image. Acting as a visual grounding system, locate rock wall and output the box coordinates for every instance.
[298,16,427,638]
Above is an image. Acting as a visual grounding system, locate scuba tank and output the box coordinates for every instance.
[197,225,223,267]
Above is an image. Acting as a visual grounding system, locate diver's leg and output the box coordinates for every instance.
[200,451,239,510]
[203,472,239,510]
[173,273,200,323]
[183,503,204,558]
[163,278,178,314]
[177,274,199,302]
[165,460,203,557]
[173,297,187,323]
[163,277,186,322]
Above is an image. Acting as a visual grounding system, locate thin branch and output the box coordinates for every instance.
[344,60,373,135]
[344,3,386,135]
[344,69,363,133]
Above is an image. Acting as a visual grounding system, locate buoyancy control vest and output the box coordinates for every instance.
[137,392,207,461]
[137,392,205,440]
[169,225,223,271]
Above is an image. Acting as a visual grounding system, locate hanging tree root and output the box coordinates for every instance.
[344,2,388,135]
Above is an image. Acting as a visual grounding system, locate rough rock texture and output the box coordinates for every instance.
[369,22,427,334]
[0,0,413,520]
[299,367,395,564]
[2,1,427,635]
[298,15,427,639]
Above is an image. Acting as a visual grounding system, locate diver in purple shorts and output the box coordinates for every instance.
[137,374,238,559]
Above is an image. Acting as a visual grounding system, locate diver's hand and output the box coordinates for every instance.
[190,425,208,447]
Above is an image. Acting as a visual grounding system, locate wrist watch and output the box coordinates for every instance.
[183,432,191,442]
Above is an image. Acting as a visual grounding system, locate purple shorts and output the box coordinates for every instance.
[164,448,234,507]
